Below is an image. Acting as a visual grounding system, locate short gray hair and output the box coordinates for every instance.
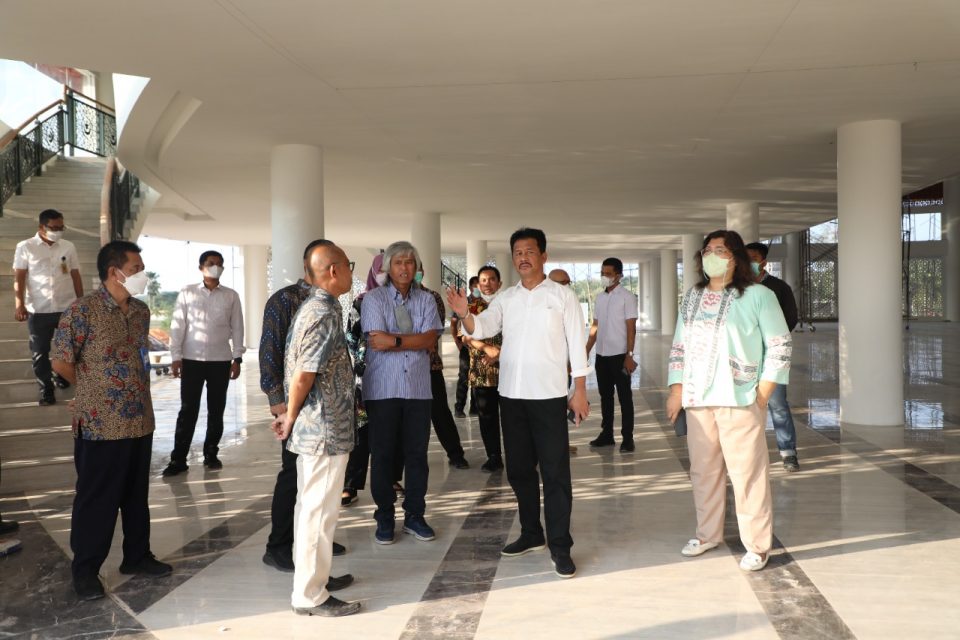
[382,241,422,274]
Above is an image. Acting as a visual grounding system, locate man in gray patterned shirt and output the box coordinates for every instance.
[272,241,360,618]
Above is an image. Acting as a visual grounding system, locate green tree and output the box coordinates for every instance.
[145,272,161,309]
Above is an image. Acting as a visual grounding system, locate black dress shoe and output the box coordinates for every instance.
[501,535,546,557]
[783,455,800,472]
[38,394,56,406]
[203,456,223,470]
[326,573,354,591]
[73,575,105,601]
[293,595,361,617]
[263,549,295,572]
[454,410,467,418]
[52,374,70,389]
[333,541,346,556]
[119,552,173,577]
[162,462,188,477]
[341,489,358,507]
[619,439,635,453]
[450,457,470,470]
[480,456,504,472]
[589,434,615,447]
[0,519,19,536]
[551,553,577,578]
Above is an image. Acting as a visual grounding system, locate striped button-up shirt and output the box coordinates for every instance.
[360,282,443,401]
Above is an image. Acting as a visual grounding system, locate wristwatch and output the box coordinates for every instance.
[394,336,402,348]
[233,357,242,364]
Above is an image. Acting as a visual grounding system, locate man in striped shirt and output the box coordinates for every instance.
[360,241,444,545]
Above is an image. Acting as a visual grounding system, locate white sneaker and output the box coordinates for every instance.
[739,551,769,571]
[680,539,719,557]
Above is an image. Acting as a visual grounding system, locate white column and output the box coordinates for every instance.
[681,233,701,294]
[494,251,511,286]
[783,232,802,293]
[660,249,678,335]
[944,177,960,322]
[243,245,269,349]
[94,72,115,109]
[634,261,643,324]
[726,202,759,243]
[644,260,660,331]
[270,144,324,292]
[837,119,903,426]
[411,212,441,291]
[466,240,488,282]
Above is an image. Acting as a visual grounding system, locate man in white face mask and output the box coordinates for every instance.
[52,240,172,600]
[12,208,84,405]
[163,250,245,476]
[585,257,638,452]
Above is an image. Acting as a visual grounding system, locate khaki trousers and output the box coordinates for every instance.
[291,451,349,608]
[686,403,772,554]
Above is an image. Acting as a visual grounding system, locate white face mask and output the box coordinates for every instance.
[203,265,224,279]
[600,275,616,288]
[44,229,63,242]
[480,291,497,302]
[118,269,149,296]
[471,287,481,298]
[375,272,388,287]
[702,253,730,279]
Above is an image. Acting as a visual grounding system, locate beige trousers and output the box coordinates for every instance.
[686,403,772,554]
[291,452,349,608]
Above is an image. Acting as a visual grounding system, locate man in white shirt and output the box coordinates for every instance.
[448,227,590,579]
[12,209,83,405]
[163,250,245,476]
[585,257,638,452]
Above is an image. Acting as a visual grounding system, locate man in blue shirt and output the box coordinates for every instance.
[361,241,444,545]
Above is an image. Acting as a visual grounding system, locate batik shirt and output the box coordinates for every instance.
[345,297,369,428]
[668,284,791,408]
[283,287,356,456]
[466,297,502,388]
[260,279,312,406]
[425,287,447,372]
[51,286,154,440]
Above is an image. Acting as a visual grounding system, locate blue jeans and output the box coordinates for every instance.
[767,383,797,457]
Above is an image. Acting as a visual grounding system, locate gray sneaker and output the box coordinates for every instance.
[783,455,800,472]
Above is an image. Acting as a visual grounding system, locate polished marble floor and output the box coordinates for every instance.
[1,324,959,639]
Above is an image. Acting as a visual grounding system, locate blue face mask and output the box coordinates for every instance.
[414,272,424,284]
[751,262,762,276]
[471,287,481,298]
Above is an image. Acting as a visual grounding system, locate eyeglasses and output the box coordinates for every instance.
[701,247,732,258]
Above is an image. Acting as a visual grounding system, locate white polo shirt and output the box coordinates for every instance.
[465,277,591,400]
[12,234,80,313]
[594,284,638,356]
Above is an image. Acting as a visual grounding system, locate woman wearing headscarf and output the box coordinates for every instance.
[666,229,792,572]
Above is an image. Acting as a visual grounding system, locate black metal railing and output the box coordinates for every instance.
[110,167,140,241]
[0,88,128,218]
[441,261,465,292]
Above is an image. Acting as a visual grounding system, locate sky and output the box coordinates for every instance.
[137,235,246,294]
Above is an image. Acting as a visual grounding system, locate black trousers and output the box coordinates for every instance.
[454,346,475,412]
[430,371,465,461]
[474,386,502,458]
[500,396,573,554]
[28,311,61,395]
[595,353,635,439]
[266,437,298,554]
[171,359,231,463]
[366,399,431,525]
[343,424,404,491]
[71,434,153,579]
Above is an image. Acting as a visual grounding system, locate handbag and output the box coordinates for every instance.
[672,408,687,437]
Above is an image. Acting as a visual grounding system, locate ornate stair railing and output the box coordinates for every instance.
[441,261,466,292]
[0,88,137,233]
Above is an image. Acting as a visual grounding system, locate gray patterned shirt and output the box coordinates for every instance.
[284,287,356,456]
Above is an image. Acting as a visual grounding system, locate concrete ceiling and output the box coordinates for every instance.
[2,0,960,260]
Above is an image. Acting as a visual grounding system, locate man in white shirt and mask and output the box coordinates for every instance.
[12,209,83,405]
[585,257,638,452]
[163,250,245,476]
[448,227,590,579]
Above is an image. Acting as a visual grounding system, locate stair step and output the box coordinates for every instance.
[0,379,73,403]
[0,322,29,341]
[0,261,98,277]
[0,339,31,358]
[0,358,32,378]
[0,400,74,429]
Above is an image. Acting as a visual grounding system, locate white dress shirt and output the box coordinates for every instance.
[465,277,591,400]
[594,284,638,356]
[12,234,80,313]
[169,282,245,362]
